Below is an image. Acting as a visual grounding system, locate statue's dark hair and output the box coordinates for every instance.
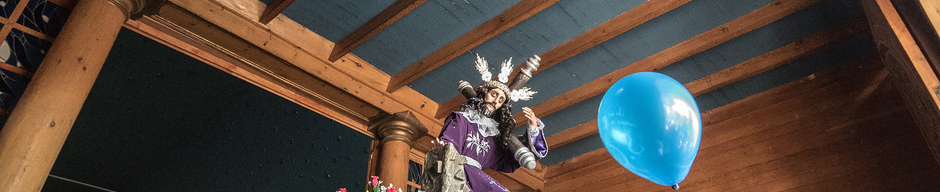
[461,86,516,149]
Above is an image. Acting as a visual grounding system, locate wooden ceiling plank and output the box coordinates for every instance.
[545,158,631,190]
[508,0,824,128]
[685,18,869,96]
[544,147,610,179]
[542,16,865,159]
[484,169,533,191]
[509,0,694,83]
[329,0,428,62]
[386,0,560,92]
[485,168,545,190]
[606,61,905,192]
[684,102,904,191]
[259,0,295,24]
[922,0,940,36]
[860,0,940,166]
[434,0,691,119]
[434,0,691,118]
[694,56,886,153]
[699,53,880,127]
[545,119,597,150]
[546,53,894,191]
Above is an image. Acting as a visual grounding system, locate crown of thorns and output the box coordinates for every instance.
[469,54,540,102]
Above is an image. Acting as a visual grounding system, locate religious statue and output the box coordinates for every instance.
[421,54,548,192]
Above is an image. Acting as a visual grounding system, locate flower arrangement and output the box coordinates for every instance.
[337,176,416,192]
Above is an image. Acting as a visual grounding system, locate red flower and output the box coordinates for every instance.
[338,188,346,192]
[386,187,396,192]
[371,176,380,186]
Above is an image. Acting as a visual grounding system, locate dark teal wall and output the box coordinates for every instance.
[44,28,372,191]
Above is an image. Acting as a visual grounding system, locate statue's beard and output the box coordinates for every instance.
[483,102,496,117]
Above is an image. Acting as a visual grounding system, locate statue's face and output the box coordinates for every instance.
[484,89,506,112]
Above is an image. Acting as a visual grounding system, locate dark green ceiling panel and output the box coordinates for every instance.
[45,28,372,191]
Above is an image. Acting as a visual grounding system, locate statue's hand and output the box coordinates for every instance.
[432,137,446,148]
[522,107,540,129]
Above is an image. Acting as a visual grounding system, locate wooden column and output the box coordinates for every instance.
[369,111,428,189]
[0,0,156,191]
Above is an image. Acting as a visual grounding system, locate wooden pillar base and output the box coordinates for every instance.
[369,111,428,189]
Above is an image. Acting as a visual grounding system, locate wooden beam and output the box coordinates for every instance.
[589,57,914,192]
[920,0,940,63]
[545,120,597,150]
[434,0,692,118]
[673,73,898,192]
[168,0,443,136]
[507,0,824,128]
[506,0,694,85]
[0,62,33,78]
[329,0,427,62]
[259,0,295,24]
[686,18,868,95]
[545,147,609,176]
[141,6,384,136]
[891,0,940,76]
[386,0,559,92]
[860,0,940,166]
[922,0,940,36]
[543,17,867,155]
[484,164,547,190]
[126,17,379,135]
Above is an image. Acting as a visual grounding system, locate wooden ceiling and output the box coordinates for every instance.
[99,0,940,190]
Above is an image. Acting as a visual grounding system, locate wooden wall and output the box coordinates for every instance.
[543,53,940,191]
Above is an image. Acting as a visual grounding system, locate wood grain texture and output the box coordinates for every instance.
[329,0,428,62]
[435,0,691,118]
[922,0,940,37]
[170,0,443,137]
[162,0,546,189]
[861,0,940,166]
[544,17,863,151]
[387,0,559,92]
[545,147,610,179]
[144,6,383,134]
[686,18,868,96]
[891,0,940,76]
[545,53,940,191]
[507,0,824,128]
[545,119,597,150]
[259,0,295,24]
[0,0,126,190]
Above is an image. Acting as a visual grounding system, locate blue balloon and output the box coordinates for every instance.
[598,72,702,186]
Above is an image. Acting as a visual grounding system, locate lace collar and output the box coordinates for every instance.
[457,108,499,137]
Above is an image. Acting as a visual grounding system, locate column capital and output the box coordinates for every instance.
[368,111,429,147]
[106,0,167,20]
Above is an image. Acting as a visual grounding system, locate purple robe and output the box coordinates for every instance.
[438,111,548,192]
